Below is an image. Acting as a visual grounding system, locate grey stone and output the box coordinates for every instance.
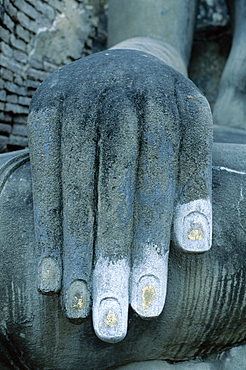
[18,96,31,106]
[16,24,30,43]
[0,55,23,73]
[5,81,26,95]
[8,133,28,146]
[14,0,39,21]
[6,94,18,103]
[0,136,8,152]
[5,102,28,114]
[10,34,27,52]
[13,49,28,64]
[0,90,7,102]
[1,67,13,82]
[27,37,213,343]
[0,141,246,368]
[28,0,95,66]
[108,0,198,65]
[17,11,37,33]
[34,1,56,21]
[1,41,13,57]
[0,123,12,134]
[196,0,230,30]
[3,12,15,32]
[12,123,27,136]
[0,26,10,43]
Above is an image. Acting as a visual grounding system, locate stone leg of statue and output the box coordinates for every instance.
[213,0,246,130]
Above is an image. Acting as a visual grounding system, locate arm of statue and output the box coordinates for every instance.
[27,37,213,343]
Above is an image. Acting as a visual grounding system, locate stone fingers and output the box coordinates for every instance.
[28,107,63,294]
[92,93,139,342]
[130,97,178,318]
[173,86,213,253]
[61,104,97,320]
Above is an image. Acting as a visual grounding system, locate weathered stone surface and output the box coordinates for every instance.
[0,0,236,152]
[1,0,101,152]
[0,141,245,368]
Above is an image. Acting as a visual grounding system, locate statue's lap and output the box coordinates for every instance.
[0,143,246,369]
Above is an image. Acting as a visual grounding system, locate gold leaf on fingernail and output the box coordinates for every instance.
[188,229,203,240]
[104,310,118,327]
[141,285,156,310]
[72,295,84,311]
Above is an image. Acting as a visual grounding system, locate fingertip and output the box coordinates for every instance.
[93,297,128,343]
[174,199,212,253]
[38,256,61,294]
[92,257,129,343]
[130,243,169,318]
[63,280,91,320]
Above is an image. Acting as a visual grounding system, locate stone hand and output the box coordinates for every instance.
[27,41,213,343]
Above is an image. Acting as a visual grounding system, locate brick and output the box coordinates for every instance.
[3,13,15,32]
[16,24,30,43]
[4,0,18,21]
[27,68,49,81]
[28,58,43,70]
[5,81,27,95]
[0,27,10,43]
[8,134,28,147]
[13,115,28,124]
[13,49,28,64]
[19,96,31,106]
[0,55,22,73]
[43,0,63,13]
[6,94,18,104]
[1,41,13,58]
[0,135,9,152]
[1,68,14,82]
[14,0,39,21]
[0,123,12,134]
[14,75,24,86]
[5,103,29,114]
[12,123,27,136]
[26,79,41,89]
[17,11,37,33]
[33,1,56,21]
[43,61,57,73]
[0,90,7,102]
[10,34,27,52]
[0,112,12,122]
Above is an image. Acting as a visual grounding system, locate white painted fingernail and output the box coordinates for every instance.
[174,199,212,253]
[64,280,90,319]
[93,257,129,343]
[131,243,168,318]
[38,256,61,293]
[95,298,125,343]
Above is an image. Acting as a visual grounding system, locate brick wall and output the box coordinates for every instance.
[0,0,107,152]
[0,0,230,153]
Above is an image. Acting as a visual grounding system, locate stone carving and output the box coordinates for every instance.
[0,0,246,368]
[0,142,246,369]
[27,37,213,343]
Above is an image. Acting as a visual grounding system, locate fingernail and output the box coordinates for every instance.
[183,212,210,252]
[38,256,61,293]
[64,280,90,319]
[174,199,212,253]
[131,274,167,318]
[131,244,168,318]
[93,257,129,343]
[94,298,127,343]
